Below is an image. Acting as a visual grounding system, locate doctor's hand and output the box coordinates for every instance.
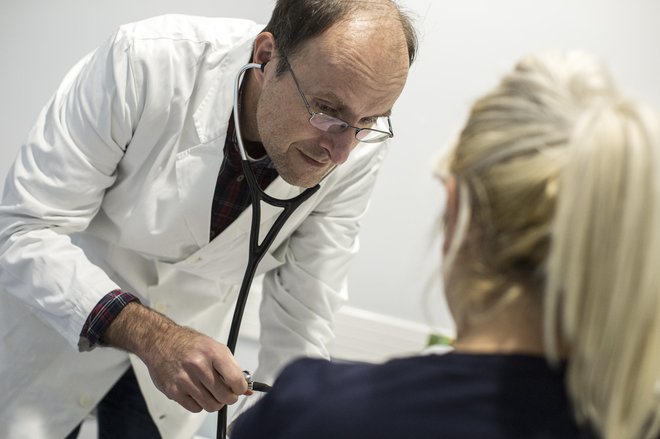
[103,302,248,412]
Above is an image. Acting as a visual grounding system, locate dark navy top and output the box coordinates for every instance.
[232,353,590,439]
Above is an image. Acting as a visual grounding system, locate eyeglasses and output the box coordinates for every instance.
[283,56,394,143]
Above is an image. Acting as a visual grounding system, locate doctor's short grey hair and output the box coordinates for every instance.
[438,50,660,439]
[263,0,418,75]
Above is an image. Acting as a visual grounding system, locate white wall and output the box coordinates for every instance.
[347,0,660,332]
[2,0,659,337]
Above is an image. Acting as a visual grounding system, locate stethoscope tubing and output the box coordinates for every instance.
[216,63,320,439]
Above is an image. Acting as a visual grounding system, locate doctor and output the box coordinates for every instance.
[0,1,417,438]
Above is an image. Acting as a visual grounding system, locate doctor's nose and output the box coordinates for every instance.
[319,130,358,165]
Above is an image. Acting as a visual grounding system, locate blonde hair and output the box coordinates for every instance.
[438,51,660,439]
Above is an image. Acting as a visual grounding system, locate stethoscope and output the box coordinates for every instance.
[216,62,321,439]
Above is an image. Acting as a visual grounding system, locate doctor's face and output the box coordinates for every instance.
[255,17,410,188]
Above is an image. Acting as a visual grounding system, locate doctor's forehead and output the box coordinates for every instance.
[294,34,408,96]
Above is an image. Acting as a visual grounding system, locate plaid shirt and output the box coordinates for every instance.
[80,113,278,348]
[79,289,140,349]
[209,114,279,240]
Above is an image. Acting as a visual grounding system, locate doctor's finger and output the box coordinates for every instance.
[195,365,242,407]
[211,352,249,395]
[189,381,237,412]
[205,383,240,409]
[178,394,204,413]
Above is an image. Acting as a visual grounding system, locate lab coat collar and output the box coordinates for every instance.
[192,26,261,145]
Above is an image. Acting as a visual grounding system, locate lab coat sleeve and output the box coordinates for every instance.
[0,28,138,348]
[254,142,390,386]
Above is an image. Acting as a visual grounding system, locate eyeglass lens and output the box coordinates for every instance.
[308,114,390,142]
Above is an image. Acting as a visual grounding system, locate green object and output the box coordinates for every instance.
[427,333,454,347]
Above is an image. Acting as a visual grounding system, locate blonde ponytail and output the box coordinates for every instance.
[545,97,660,439]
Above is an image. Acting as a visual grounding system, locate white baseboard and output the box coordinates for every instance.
[237,283,454,363]
[328,306,451,362]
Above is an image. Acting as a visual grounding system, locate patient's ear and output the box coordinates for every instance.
[443,175,459,255]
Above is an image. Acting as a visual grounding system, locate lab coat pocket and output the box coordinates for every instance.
[147,260,236,322]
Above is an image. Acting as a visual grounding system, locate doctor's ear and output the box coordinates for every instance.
[252,32,276,77]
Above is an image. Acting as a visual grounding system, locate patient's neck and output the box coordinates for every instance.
[452,289,547,357]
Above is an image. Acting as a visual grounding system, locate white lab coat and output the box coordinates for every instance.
[0,15,388,439]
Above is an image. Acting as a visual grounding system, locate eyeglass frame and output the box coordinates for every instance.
[281,56,394,143]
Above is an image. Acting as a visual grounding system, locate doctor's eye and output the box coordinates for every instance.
[313,101,339,116]
[359,116,378,127]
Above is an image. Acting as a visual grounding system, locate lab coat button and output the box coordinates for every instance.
[154,302,168,313]
[78,395,94,409]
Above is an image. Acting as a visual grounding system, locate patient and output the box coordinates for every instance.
[231,51,660,439]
